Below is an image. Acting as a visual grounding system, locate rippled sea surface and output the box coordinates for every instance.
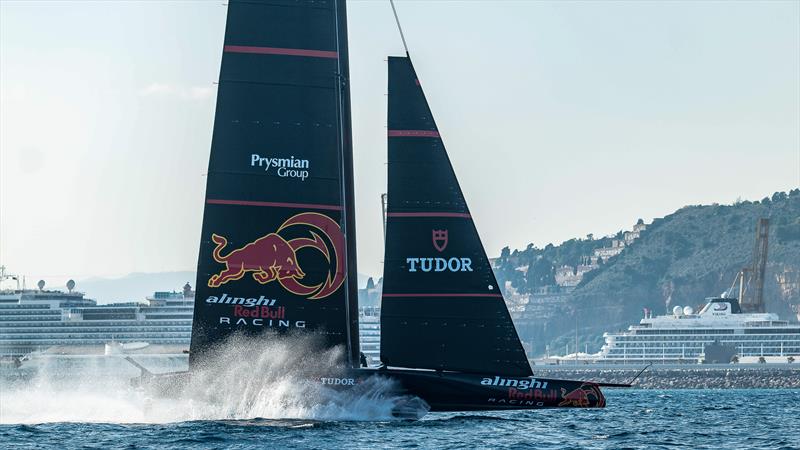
[2,389,799,449]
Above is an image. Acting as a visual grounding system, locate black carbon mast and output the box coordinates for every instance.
[190,0,359,367]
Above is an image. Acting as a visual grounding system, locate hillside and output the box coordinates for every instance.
[494,189,800,355]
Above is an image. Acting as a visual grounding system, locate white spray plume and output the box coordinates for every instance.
[0,333,427,424]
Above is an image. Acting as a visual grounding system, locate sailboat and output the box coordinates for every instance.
[134,0,626,413]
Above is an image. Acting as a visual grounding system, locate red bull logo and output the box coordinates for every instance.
[207,212,346,300]
[558,384,605,407]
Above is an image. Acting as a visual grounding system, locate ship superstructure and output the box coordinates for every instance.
[359,306,381,365]
[599,297,800,364]
[0,286,194,358]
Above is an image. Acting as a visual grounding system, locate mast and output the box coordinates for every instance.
[334,0,360,368]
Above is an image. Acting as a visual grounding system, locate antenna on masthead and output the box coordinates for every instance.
[389,0,410,56]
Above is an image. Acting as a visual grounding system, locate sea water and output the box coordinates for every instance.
[1,390,798,449]
[1,338,798,449]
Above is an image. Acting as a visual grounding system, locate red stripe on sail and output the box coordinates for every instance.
[387,212,471,218]
[388,130,440,138]
[207,199,342,211]
[382,293,503,298]
[224,45,338,59]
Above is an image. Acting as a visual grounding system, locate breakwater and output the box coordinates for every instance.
[533,365,800,389]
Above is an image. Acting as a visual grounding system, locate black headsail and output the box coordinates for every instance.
[190,0,359,367]
[381,57,532,377]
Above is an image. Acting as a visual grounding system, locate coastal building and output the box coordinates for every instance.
[593,239,626,259]
[555,258,599,288]
[591,220,647,261]
[624,220,647,245]
[555,266,580,287]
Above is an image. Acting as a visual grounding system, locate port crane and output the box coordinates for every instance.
[733,218,769,313]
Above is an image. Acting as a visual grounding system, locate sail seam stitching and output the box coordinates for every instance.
[206,199,342,211]
[387,212,471,218]
[224,45,338,59]
[383,293,502,298]
[388,130,440,137]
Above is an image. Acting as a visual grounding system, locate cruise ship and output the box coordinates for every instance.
[359,306,381,366]
[0,283,194,361]
[598,297,800,364]
[1,276,384,368]
[0,260,385,366]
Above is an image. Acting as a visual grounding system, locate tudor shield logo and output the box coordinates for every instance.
[432,229,448,252]
[407,228,473,273]
[207,212,346,300]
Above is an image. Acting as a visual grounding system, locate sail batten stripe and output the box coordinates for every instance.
[387,212,471,218]
[207,199,342,211]
[388,130,440,137]
[224,45,338,59]
[383,293,503,298]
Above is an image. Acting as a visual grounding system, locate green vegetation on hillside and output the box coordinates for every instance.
[494,189,800,355]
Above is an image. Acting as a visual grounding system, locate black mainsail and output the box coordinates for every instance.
[190,0,359,367]
[380,56,532,377]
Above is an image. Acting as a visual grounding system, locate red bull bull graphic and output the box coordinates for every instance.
[207,212,346,300]
[485,380,605,408]
[558,384,606,407]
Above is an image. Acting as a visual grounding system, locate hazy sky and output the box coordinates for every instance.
[1,0,798,287]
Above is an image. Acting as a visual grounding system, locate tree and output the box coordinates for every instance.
[758,356,766,364]
[526,257,555,291]
[788,356,795,364]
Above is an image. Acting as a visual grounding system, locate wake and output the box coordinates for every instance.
[0,335,425,424]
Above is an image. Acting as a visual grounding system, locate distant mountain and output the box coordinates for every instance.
[73,271,196,304]
[494,189,800,355]
[71,271,378,304]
